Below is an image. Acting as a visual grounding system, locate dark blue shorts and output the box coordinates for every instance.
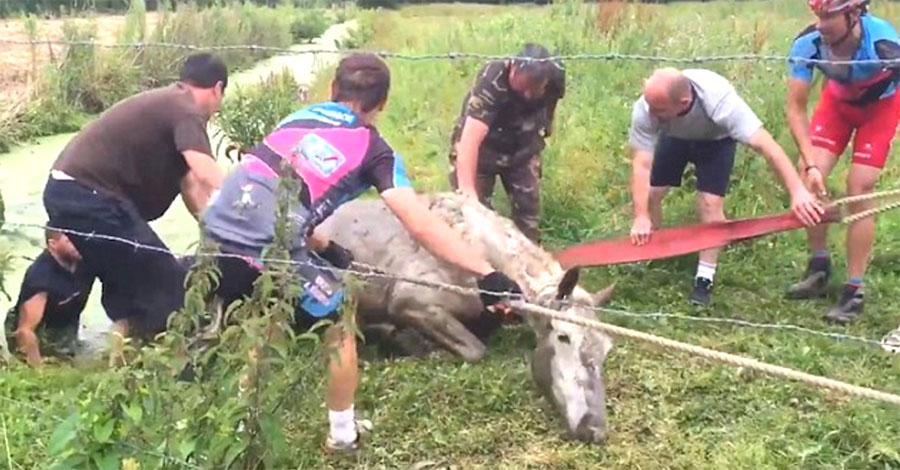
[42,178,187,338]
[650,136,737,197]
[211,251,342,332]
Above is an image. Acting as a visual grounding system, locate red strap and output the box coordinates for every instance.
[553,209,839,269]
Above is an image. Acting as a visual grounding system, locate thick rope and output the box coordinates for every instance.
[513,301,900,407]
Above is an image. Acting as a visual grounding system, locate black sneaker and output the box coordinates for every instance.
[823,284,864,325]
[690,277,713,306]
[786,257,831,299]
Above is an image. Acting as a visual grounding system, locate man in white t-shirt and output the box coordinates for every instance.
[628,67,823,306]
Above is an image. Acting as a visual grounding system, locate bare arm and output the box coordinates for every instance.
[15,293,46,366]
[380,187,493,277]
[630,147,654,220]
[180,150,225,220]
[629,147,655,245]
[454,117,490,197]
[747,127,807,194]
[747,127,823,226]
[785,79,816,169]
[308,230,329,252]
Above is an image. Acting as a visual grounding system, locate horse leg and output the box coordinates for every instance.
[388,286,487,363]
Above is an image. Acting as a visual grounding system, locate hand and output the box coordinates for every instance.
[319,241,354,270]
[476,271,524,315]
[790,185,825,227]
[804,166,828,198]
[630,215,653,246]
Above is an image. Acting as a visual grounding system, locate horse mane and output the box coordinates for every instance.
[425,192,571,302]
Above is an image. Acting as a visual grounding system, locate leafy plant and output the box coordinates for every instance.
[214,69,305,158]
[290,10,330,43]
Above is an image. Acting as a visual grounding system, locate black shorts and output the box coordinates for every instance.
[213,252,341,333]
[650,136,737,197]
[42,178,187,338]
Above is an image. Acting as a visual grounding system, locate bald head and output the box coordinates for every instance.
[643,68,692,120]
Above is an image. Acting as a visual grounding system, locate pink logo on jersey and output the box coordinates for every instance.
[262,127,371,202]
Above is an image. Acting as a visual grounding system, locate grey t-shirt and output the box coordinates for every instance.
[628,69,764,151]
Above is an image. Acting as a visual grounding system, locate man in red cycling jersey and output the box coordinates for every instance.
[786,0,900,323]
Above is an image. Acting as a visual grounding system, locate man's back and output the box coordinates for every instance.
[53,83,213,221]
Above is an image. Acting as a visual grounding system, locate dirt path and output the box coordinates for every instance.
[0,13,160,105]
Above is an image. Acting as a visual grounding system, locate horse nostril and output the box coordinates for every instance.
[557,334,570,344]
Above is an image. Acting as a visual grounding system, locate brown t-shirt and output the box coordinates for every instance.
[53,83,213,221]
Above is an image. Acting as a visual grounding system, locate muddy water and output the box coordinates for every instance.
[0,21,354,358]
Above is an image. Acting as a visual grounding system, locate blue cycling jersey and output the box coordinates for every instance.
[789,14,900,104]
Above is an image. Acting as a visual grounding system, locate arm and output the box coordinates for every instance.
[14,293,46,366]
[748,127,807,194]
[544,98,559,138]
[629,147,654,245]
[631,147,654,221]
[544,64,565,138]
[785,79,817,170]
[454,117,490,197]
[180,150,225,220]
[381,187,493,277]
[747,127,823,226]
[308,230,329,252]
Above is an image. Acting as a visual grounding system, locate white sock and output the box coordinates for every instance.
[696,261,717,281]
[328,407,356,444]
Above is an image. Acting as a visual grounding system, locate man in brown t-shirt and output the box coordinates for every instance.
[449,43,565,243]
[42,53,227,339]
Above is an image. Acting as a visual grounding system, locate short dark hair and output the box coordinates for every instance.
[513,43,555,82]
[179,53,228,90]
[331,53,391,113]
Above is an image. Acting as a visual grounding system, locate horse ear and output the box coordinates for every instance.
[556,267,580,300]
[592,283,616,307]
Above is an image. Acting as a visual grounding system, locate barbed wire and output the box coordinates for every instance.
[1,220,885,348]
[4,38,900,66]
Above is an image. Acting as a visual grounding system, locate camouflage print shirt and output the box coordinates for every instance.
[451,59,566,159]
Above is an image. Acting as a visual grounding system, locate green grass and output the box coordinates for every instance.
[4,1,900,468]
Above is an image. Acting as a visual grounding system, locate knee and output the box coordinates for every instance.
[847,178,877,196]
[697,194,725,221]
[648,187,668,205]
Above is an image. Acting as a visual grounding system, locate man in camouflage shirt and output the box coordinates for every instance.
[449,43,565,243]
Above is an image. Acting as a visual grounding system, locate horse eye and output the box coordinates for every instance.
[557,334,570,344]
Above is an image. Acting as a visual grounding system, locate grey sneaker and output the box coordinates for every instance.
[325,418,373,453]
[690,277,713,306]
[882,328,900,354]
[786,257,831,299]
[823,284,864,325]
[881,326,900,354]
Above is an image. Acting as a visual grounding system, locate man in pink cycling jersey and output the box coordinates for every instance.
[786,0,900,323]
[201,53,523,452]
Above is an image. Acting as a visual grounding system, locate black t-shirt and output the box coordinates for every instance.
[9,251,93,330]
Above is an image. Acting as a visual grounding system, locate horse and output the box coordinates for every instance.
[315,192,616,443]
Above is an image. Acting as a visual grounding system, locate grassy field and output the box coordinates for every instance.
[4,1,900,469]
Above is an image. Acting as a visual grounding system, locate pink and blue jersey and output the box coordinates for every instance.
[789,14,900,105]
[202,102,411,257]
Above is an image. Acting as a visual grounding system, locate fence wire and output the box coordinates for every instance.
[5,38,900,66]
[1,221,886,348]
